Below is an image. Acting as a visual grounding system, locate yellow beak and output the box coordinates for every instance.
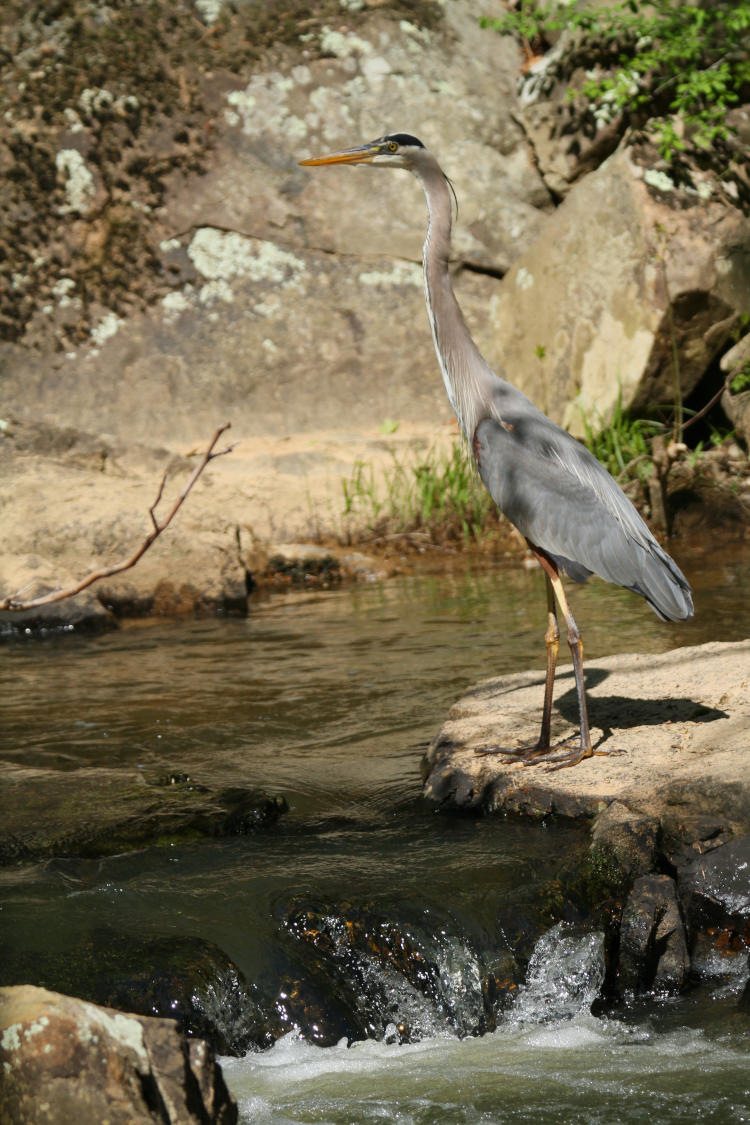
[299,144,377,167]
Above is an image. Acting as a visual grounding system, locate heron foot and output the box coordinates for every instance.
[475,739,623,771]
[541,745,625,772]
[474,736,578,762]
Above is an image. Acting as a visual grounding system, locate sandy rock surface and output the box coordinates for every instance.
[0,418,449,625]
[422,639,750,830]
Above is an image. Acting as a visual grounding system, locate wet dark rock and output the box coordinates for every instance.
[280,896,494,1042]
[0,984,237,1125]
[261,954,373,1048]
[0,932,270,1057]
[589,801,659,888]
[676,834,750,926]
[494,879,588,973]
[674,834,750,975]
[0,766,287,862]
[264,546,343,589]
[0,597,116,637]
[740,964,750,1010]
[618,875,689,995]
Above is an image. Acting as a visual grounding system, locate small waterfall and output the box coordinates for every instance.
[508,922,606,1025]
[280,898,494,1042]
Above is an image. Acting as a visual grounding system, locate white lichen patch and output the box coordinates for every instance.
[307,86,355,138]
[188,229,306,291]
[225,74,308,141]
[198,278,235,304]
[52,276,79,308]
[63,107,85,133]
[399,19,431,43]
[78,88,139,118]
[195,0,223,24]
[362,55,391,83]
[81,1003,149,1065]
[90,311,123,350]
[159,237,183,254]
[79,87,113,115]
[319,26,373,58]
[161,289,192,322]
[644,168,675,193]
[24,1016,50,1039]
[515,266,534,291]
[358,262,422,288]
[1,1024,22,1052]
[56,149,95,214]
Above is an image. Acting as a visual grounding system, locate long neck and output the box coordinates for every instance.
[415,161,496,441]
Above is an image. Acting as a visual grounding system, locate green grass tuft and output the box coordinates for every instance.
[341,442,497,547]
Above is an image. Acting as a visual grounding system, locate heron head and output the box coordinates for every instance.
[299,133,426,171]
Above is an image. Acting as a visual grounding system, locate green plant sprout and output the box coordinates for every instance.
[578,392,664,482]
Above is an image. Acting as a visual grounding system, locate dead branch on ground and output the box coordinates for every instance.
[0,423,235,612]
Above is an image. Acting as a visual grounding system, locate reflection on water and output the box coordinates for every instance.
[2,548,750,1122]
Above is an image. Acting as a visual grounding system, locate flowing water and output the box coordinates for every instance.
[2,545,750,1122]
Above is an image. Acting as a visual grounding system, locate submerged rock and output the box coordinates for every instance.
[0,767,287,862]
[0,932,271,1057]
[0,984,237,1125]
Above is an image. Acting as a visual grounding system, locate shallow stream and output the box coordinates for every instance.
[2,545,750,1122]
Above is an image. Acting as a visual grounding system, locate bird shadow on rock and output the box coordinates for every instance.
[553,666,729,742]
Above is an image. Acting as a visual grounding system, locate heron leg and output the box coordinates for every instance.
[475,559,574,763]
[476,547,612,769]
[541,564,593,769]
[537,573,560,752]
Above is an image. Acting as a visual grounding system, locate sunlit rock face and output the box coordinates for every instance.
[0,985,238,1125]
[1,1,549,446]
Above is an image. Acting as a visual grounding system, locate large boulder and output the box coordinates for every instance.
[486,142,750,437]
[0,985,237,1125]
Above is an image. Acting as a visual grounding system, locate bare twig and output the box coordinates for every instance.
[0,423,235,612]
[680,371,734,434]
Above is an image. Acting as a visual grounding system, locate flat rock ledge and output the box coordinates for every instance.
[424,640,750,993]
[422,640,750,833]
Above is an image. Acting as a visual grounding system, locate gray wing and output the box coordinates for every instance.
[473,401,693,622]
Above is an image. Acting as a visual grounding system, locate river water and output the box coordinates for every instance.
[2,544,750,1122]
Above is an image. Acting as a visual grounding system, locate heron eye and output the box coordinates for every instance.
[388,141,398,152]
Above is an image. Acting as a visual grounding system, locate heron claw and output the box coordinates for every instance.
[474,735,578,762]
[475,739,623,771]
[542,745,625,772]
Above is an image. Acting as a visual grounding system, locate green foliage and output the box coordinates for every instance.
[341,442,496,546]
[730,366,750,394]
[578,394,663,482]
[481,1,750,160]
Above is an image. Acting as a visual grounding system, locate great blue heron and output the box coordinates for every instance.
[300,133,693,769]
